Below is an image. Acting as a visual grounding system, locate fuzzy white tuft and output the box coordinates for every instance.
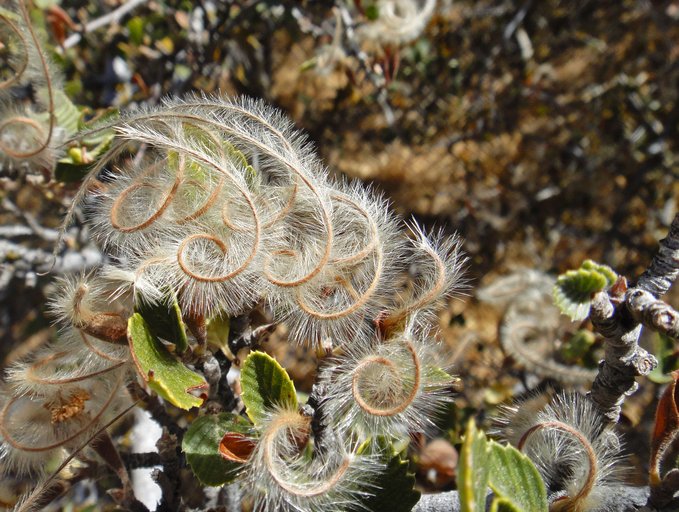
[494,392,625,512]
[0,0,64,176]
[357,0,437,46]
[0,367,131,476]
[244,406,381,512]
[320,327,456,441]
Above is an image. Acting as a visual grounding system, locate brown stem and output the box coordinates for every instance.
[637,212,679,298]
[626,288,679,341]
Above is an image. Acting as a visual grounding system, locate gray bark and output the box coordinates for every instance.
[413,485,673,512]
[588,212,679,423]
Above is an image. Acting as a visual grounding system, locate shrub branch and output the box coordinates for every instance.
[588,212,679,423]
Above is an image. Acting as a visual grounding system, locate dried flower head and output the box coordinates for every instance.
[244,405,379,512]
[320,323,456,441]
[0,0,62,177]
[495,392,624,512]
[60,95,466,350]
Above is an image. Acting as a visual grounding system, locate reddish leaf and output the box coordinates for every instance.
[650,370,679,485]
[219,432,255,464]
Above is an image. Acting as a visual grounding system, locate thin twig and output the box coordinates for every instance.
[637,213,679,298]
[62,0,149,49]
[626,288,679,341]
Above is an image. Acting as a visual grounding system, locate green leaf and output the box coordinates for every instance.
[649,333,679,384]
[128,313,207,410]
[553,259,618,321]
[490,498,524,512]
[426,366,457,385]
[80,108,120,135]
[355,438,418,512]
[0,7,20,21]
[365,5,380,20]
[127,16,145,45]
[457,419,491,512]
[488,441,548,512]
[54,161,93,183]
[55,111,118,183]
[40,90,82,136]
[362,453,420,512]
[182,413,251,486]
[559,329,597,364]
[135,291,189,353]
[206,312,230,355]
[240,351,297,425]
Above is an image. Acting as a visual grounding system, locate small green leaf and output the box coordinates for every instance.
[39,90,82,136]
[365,5,380,20]
[128,313,206,410]
[182,413,251,486]
[356,438,418,512]
[55,112,118,183]
[135,291,189,353]
[127,16,145,45]
[488,441,548,512]
[559,329,597,364]
[80,108,120,134]
[490,498,522,512]
[458,419,491,512]
[240,351,297,425]
[54,161,92,183]
[0,7,20,21]
[206,312,230,355]
[427,366,457,385]
[649,333,679,384]
[300,57,318,71]
[553,260,618,321]
[362,452,420,512]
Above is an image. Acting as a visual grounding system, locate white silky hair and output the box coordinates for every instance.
[244,405,381,512]
[1,267,133,477]
[384,222,467,328]
[5,328,129,399]
[0,0,64,175]
[73,95,467,348]
[270,180,404,348]
[47,271,132,329]
[495,392,624,511]
[319,325,456,442]
[357,0,437,46]
[0,88,474,510]
[0,365,131,476]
